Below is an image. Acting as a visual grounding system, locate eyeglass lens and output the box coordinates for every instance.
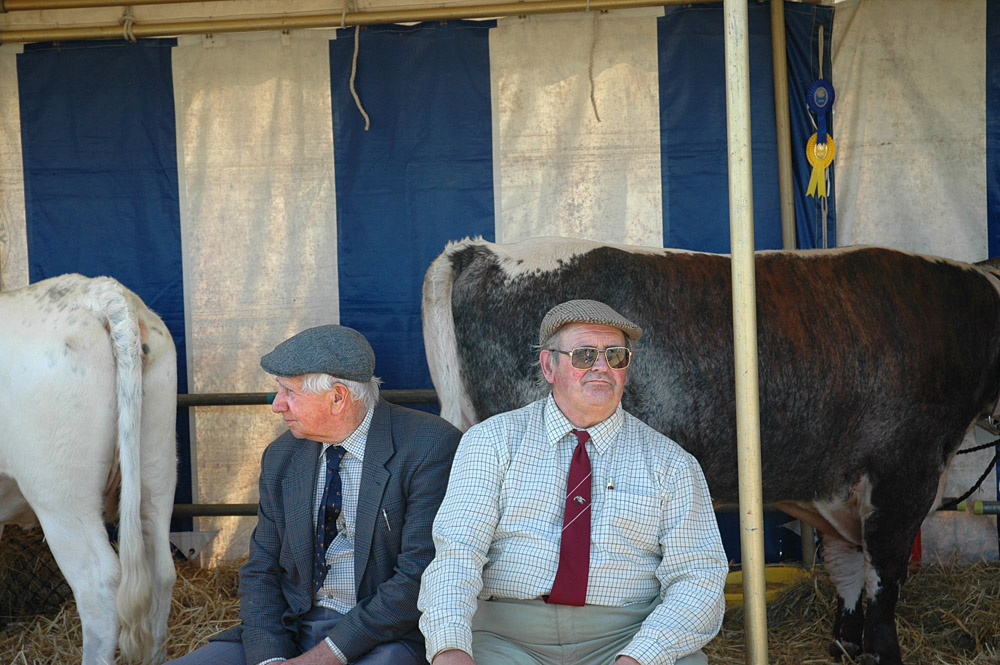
[569,347,630,370]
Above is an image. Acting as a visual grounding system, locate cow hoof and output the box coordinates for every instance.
[860,655,903,665]
[828,640,863,660]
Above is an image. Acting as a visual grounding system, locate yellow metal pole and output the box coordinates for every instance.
[722,1,768,664]
[770,0,796,251]
[0,0,714,44]
[1,0,222,10]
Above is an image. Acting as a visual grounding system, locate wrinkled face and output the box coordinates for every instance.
[271,375,334,440]
[540,323,628,428]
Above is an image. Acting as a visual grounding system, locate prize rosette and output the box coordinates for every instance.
[807,79,835,143]
[806,132,835,198]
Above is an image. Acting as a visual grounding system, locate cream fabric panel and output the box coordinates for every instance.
[173,30,340,563]
[832,0,986,262]
[490,11,664,247]
[0,45,28,292]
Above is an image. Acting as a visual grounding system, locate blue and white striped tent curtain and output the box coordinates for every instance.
[1,0,996,561]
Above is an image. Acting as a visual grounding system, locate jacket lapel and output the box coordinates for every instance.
[287,439,322,588]
[354,399,393,589]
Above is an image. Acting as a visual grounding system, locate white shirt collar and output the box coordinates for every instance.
[321,405,373,461]
[542,393,623,455]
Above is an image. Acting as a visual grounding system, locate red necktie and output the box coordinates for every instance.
[546,428,592,606]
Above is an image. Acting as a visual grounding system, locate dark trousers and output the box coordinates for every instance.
[164,606,422,665]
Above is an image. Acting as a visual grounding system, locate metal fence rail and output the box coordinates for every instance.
[173,389,440,518]
[177,389,438,408]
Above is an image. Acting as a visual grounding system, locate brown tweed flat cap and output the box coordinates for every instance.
[538,299,642,345]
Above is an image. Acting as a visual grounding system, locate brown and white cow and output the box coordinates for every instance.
[0,274,178,665]
[422,236,1000,665]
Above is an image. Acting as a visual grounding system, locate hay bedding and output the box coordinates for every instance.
[706,562,1000,665]
[1,529,998,665]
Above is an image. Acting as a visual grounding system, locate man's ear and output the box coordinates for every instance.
[328,383,352,413]
[539,350,556,384]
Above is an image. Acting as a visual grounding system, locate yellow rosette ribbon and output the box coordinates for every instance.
[806,133,835,198]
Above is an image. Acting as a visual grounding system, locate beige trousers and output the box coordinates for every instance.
[470,597,709,665]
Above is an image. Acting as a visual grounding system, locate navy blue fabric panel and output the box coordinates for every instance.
[716,510,802,564]
[17,39,192,523]
[988,0,1000,258]
[331,22,495,392]
[784,3,836,249]
[657,3,782,252]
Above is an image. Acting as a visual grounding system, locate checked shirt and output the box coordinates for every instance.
[418,395,728,665]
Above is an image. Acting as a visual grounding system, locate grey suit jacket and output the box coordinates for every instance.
[212,399,461,664]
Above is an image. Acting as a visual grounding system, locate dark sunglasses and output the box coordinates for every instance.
[551,346,632,370]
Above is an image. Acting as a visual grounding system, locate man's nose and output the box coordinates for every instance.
[590,350,611,371]
[272,394,287,413]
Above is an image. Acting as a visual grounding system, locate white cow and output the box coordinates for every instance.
[0,274,178,665]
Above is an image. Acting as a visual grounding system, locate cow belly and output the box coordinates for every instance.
[0,476,38,527]
[773,475,873,546]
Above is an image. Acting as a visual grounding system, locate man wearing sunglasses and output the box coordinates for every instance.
[419,299,728,665]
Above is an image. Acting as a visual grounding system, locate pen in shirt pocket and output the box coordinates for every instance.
[382,509,392,531]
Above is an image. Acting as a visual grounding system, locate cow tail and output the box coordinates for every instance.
[422,241,478,430]
[95,278,155,662]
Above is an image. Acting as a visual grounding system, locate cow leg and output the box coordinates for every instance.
[859,501,924,665]
[820,534,866,660]
[36,508,120,665]
[143,506,175,665]
[140,348,179,665]
[142,470,177,665]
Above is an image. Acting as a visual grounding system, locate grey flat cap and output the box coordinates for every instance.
[539,299,642,345]
[261,324,375,381]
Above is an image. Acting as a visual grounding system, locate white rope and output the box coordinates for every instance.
[817,23,827,247]
[818,25,824,80]
[588,11,601,123]
[119,6,137,43]
[350,26,371,131]
[820,192,828,249]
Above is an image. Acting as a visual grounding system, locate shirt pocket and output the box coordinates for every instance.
[595,490,661,555]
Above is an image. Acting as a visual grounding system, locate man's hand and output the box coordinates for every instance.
[284,642,343,665]
[432,648,477,665]
[615,657,641,665]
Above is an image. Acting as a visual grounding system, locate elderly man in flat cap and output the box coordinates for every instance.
[168,325,461,665]
[418,300,728,665]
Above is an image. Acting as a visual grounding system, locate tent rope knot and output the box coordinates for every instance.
[119,6,137,43]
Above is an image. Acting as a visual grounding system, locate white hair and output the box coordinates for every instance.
[300,373,382,411]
